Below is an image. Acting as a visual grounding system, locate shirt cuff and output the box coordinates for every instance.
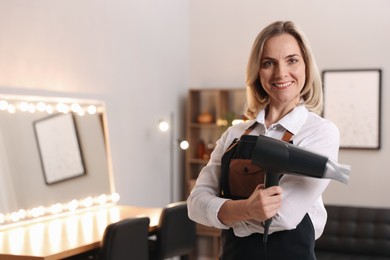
[206,197,231,230]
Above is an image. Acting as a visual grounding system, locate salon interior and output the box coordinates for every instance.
[0,0,389,259]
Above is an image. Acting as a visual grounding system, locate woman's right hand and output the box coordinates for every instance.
[245,184,283,222]
[218,184,282,226]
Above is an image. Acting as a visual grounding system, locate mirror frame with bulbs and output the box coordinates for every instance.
[0,94,118,227]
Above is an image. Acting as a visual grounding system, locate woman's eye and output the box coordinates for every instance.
[262,60,274,67]
[288,58,299,64]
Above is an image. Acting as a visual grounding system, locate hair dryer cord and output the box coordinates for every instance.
[263,219,271,243]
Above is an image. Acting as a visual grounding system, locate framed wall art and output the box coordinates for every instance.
[34,113,85,184]
[322,69,382,149]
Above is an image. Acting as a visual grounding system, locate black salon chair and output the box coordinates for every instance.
[148,201,196,260]
[100,217,150,260]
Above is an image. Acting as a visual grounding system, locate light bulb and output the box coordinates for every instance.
[19,102,29,112]
[111,193,120,202]
[7,104,16,114]
[158,121,170,132]
[87,105,97,115]
[36,102,47,112]
[46,104,54,114]
[67,200,79,212]
[50,203,63,215]
[0,100,8,110]
[18,209,27,219]
[10,211,20,222]
[71,103,81,113]
[28,103,36,113]
[82,197,94,208]
[97,194,108,205]
[56,103,69,113]
[179,140,189,150]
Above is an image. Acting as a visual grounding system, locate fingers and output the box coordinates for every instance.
[261,185,282,197]
[245,185,283,221]
[260,188,282,219]
[253,184,281,194]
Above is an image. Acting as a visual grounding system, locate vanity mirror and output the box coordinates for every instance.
[0,94,116,226]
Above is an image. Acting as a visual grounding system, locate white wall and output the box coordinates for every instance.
[189,0,390,207]
[0,0,189,207]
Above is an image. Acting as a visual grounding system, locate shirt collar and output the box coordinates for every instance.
[255,104,308,135]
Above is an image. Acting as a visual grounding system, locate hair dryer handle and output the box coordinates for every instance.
[262,171,282,243]
[264,171,282,188]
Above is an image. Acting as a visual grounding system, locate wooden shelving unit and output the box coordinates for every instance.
[184,88,246,258]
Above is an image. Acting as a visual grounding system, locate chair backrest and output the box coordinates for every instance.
[100,217,150,260]
[156,201,196,259]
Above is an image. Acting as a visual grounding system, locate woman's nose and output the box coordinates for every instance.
[274,64,288,78]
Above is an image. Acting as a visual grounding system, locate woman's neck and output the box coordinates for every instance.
[265,103,298,128]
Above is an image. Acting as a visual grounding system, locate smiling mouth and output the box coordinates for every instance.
[273,81,293,88]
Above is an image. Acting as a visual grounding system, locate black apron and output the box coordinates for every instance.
[219,123,316,260]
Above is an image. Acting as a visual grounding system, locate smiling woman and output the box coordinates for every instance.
[0,94,116,225]
[187,21,340,260]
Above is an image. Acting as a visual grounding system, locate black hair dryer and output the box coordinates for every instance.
[251,135,351,242]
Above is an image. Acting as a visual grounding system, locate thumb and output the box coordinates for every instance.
[255,184,265,190]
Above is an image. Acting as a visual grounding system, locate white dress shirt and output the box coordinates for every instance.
[187,104,340,239]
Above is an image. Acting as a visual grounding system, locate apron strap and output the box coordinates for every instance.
[243,121,258,135]
[223,122,258,154]
[281,130,294,142]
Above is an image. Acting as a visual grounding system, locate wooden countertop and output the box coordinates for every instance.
[0,205,162,260]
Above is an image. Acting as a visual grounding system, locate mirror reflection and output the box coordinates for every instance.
[0,94,115,225]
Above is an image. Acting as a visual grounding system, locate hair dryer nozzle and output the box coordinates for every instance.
[324,160,351,184]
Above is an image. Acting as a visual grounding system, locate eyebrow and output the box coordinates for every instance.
[262,54,301,60]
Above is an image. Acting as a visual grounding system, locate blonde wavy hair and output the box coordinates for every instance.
[245,21,323,119]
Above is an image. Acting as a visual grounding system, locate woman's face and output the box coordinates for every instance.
[259,33,306,109]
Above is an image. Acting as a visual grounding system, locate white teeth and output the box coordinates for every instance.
[274,82,292,87]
